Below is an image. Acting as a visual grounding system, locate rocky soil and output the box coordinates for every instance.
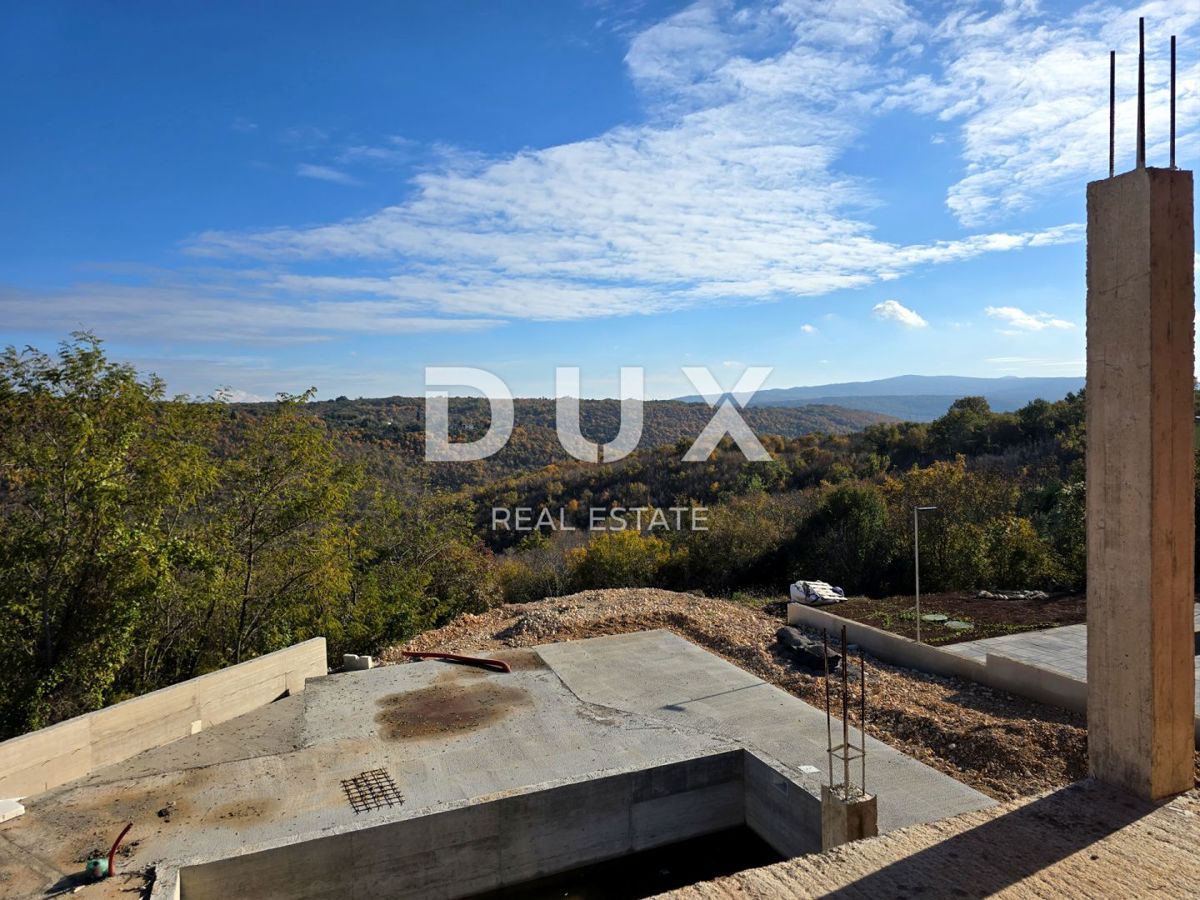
[383,588,1135,801]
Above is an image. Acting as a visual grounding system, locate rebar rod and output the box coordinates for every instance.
[1110,50,1116,177]
[823,629,833,788]
[1137,17,1146,168]
[860,649,867,796]
[841,624,850,795]
[1171,35,1177,168]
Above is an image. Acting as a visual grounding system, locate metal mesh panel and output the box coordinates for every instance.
[341,768,404,813]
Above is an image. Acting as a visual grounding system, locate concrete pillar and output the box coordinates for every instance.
[1086,165,1195,801]
[820,786,877,850]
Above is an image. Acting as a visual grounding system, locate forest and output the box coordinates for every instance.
[0,333,1170,738]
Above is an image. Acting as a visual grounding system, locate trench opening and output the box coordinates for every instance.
[466,825,783,900]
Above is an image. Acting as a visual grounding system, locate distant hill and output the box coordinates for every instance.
[677,375,1085,422]
[229,396,896,490]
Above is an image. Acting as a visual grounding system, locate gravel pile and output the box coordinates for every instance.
[385,588,1188,801]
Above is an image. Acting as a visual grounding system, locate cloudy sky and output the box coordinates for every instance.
[2,0,1198,400]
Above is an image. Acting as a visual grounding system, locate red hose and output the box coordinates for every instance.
[108,822,132,876]
[401,651,511,673]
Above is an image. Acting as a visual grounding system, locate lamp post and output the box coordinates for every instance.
[914,506,937,643]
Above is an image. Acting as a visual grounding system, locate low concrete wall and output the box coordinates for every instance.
[787,602,986,681]
[788,603,1200,745]
[175,749,813,900]
[0,638,327,799]
[982,653,1087,713]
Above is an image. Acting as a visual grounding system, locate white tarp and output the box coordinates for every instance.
[788,579,845,606]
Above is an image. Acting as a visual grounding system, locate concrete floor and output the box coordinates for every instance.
[940,606,1200,713]
[0,630,993,899]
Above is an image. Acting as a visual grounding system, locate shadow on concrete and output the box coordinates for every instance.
[660,680,768,711]
[821,779,1153,899]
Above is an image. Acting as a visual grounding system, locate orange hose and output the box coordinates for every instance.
[107,822,132,877]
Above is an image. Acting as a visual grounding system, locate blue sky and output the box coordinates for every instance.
[2,0,1198,400]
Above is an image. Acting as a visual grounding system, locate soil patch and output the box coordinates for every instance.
[828,591,1087,644]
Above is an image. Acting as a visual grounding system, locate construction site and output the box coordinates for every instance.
[2,18,1200,900]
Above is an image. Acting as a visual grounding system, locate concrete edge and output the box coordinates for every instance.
[148,746,767,900]
[0,638,328,800]
[787,603,1200,745]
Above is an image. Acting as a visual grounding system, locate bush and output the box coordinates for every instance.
[567,530,676,590]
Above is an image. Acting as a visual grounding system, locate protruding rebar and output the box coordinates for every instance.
[860,650,867,795]
[841,624,850,796]
[823,629,833,788]
[1137,17,1146,168]
[1110,50,1116,177]
[1171,35,1177,168]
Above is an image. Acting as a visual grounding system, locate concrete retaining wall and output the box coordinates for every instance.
[982,653,1088,713]
[788,603,1200,744]
[787,602,986,681]
[0,638,327,799]
[174,749,813,900]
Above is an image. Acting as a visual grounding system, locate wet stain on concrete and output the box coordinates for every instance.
[375,678,531,740]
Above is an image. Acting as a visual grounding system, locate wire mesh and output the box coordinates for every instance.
[341,768,404,813]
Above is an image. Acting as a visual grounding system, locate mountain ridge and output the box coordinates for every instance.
[676,374,1084,422]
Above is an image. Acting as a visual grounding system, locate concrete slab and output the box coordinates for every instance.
[0,632,993,900]
[941,606,1200,714]
[538,630,992,834]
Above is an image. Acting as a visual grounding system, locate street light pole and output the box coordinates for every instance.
[914,506,937,643]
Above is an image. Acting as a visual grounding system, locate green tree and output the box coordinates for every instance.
[203,391,360,665]
[795,482,892,594]
[928,396,993,456]
[0,335,217,732]
[345,490,492,648]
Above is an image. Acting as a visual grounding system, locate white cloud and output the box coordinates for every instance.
[18,0,1152,346]
[0,279,502,344]
[872,299,928,328]
[985,305,1075,332]
[218,388,272,403]
[800,323,817,334]
[890,3,1200,226]
[184,1,1085,325]
[296,163,361,186]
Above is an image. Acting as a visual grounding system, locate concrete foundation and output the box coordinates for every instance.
[1086,166,1196,800]
[178,751,769,900]
[820,786,878,851]
[0,631,992,900]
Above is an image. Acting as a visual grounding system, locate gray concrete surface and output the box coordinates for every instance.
[665,781,1200,900]
[180,752,749,900]
[942,607,1200,715]
[0,638,327,800]
[538,630,991,834]
[0,631,993,900]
